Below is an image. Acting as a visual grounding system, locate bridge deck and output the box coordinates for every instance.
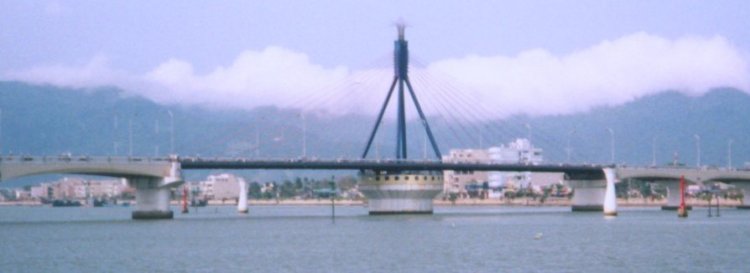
[179,158,608,179]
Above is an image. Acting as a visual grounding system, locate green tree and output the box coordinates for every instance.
[249,182,262,199]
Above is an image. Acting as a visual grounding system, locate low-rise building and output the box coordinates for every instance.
[29,177,132,200]
[442,149,489,198]
[199,173,246,200]
[442,138,562,199]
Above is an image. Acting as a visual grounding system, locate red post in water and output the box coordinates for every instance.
[678,175,688,217]
[181,185,189,214]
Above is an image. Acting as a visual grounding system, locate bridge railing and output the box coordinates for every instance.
[618,165,746,172]
[0,155,175,164]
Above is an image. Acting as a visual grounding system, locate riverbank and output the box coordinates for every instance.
[2,197,743,207]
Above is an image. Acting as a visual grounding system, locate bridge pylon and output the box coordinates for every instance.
[358,21,443,215]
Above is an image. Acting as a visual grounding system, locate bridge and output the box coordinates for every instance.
[4,154,750,219]
[3,24,749,219]
[0,155,182,219]
[615,166,750,210]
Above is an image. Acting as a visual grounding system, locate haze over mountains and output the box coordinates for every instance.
[1,81,749,173]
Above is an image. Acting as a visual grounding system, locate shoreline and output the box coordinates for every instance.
[1,197,742,208]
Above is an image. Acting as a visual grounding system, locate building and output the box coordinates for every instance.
[87,179,129,198]
[442,138,563,199]
[442,149,489,198]
[198,173,246,201]
[29,177,131,200]
[488,138,544,188]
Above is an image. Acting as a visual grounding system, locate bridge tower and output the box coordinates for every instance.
[361,21,441,160]
[358,21,444,214]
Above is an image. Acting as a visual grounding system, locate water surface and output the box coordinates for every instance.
[0,205,746,273]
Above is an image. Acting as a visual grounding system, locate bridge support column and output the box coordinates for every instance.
[734,183,750,209]
[662,181,692,210]
[131,178,173,220]
[359,171,443,215]
[568,179,605,212]
[603,168,617,216]
[130,159,182,220]
[238,179,248,213]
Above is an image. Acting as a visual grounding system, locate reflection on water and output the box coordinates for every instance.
[1,205,747,273]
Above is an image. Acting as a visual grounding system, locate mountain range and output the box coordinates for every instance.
[1,81,748,185]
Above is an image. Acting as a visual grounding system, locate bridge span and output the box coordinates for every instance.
[0,155,183,219]
[179,158,607,179]
[4,155,750,219]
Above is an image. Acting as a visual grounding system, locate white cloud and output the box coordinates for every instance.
[428,32,750,116]
[144,47,349,109]
[4,55,136,90]
[3,33,749,118]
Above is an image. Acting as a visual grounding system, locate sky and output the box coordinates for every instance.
[2,0,750,117]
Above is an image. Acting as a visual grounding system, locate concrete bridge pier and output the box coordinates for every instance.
[734,183,750,209]
[359,171,443,215]
[237,180,249,213]
[603,168,618,216]
[567,179,606,212]
[661,180,691,210]
[130,177,174,219]
[130,159,183,220]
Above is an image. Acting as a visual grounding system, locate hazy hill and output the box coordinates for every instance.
[1,81,749,185]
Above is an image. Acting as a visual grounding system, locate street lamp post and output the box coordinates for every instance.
[255,121,260,158]
[693,134,701,167]
[607,128,615,164]
[728,139,734,169]
[113,115,119,156]
[566,129,575,163]
[652,136,658,167]
[525,123,532,142]
[128,119,133,157]
[301,112,307,158]
[154,119,160,157]
[167,110,174,155]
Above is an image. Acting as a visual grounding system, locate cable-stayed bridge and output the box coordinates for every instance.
[2,23,749,219]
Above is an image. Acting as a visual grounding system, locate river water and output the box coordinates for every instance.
[0,205,747,273]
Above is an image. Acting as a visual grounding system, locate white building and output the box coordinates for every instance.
[488,138,544,189]
[29,177,131,200]
[442,138,562,199]
[199,173,246,201]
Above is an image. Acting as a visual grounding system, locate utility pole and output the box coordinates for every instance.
[525,123,532,142]
[728,139,734,169]
[566,129,575,163]
[168,111,174,155]
[128,119,133,157]
[302,112,307,158]
[478,125,483,149]
[255,123,260,158]
[154,119,160,157]
[113,115,118,156]
[694,134,701,167]
[652,136,658,167]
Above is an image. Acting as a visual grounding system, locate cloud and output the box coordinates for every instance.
[4,55,137,90]
[428,32,750,116]
[144,47,349,109]
[3,32,749,118]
